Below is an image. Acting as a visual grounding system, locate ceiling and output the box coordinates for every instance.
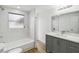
[1,5,54,12]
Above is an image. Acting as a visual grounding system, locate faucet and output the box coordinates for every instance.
[61,31,66,34]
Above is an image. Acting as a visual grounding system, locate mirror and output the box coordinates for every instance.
[51,11,79,34]
[8,12,25,29]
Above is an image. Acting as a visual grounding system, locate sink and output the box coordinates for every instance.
[50,32,79,38]
[55,33,79,39]
[54,33,67,37]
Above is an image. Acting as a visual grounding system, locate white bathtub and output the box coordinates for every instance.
[1,38,35,52]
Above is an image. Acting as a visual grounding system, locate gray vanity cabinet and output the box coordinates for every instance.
[46,35,53,52]
[46,34,79,53]
[58,39,67,53]
[46,35,58,53]
[46,35,67,53]
[66,41,79,53]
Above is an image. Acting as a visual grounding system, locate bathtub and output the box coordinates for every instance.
[0,38,35,52]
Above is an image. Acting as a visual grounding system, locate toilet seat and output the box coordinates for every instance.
[8,48,23,53]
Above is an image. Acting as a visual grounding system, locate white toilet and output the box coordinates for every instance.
[8,48,23,53]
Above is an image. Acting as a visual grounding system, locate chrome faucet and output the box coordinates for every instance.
[61,31,66,34]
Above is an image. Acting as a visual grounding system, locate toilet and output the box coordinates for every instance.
[8,48,23,53]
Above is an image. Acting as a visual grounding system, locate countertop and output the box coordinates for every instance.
[46,32,79,43]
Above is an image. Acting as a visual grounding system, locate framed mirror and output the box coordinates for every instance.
[51,11,79,34]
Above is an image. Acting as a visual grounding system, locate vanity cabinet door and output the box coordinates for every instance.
[66,40,79,53]
[58,39,67,53]
[67,46,79,53]
[46,35,58,53]
[46,35,53,53]
[46,35,67,53]
[51,36,59,53]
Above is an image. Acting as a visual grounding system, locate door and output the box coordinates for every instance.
[66,40,79,53]
[46,35,53,52]
[46,35,58,53]
[52,36,59,53]
[58,39,67,53]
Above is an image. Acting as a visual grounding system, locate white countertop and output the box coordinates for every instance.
[46,32,79,43]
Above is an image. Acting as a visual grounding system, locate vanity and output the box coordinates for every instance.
[47,10,79,53]
[46,32,79,53]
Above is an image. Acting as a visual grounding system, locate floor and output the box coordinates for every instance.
[26,48,40,53]
[25,40,46,53]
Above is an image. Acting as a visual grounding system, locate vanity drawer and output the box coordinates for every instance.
[66,40,79,47]
[67,43,79,52]
[67,47,79,53]
[66,40,79,53]
[68,41,79,48]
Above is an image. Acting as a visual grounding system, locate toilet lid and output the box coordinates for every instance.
[8,48,23,53]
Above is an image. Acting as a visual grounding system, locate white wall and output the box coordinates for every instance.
[0,8,30,42]
[29,9,35,40]
[36,8,55,43]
